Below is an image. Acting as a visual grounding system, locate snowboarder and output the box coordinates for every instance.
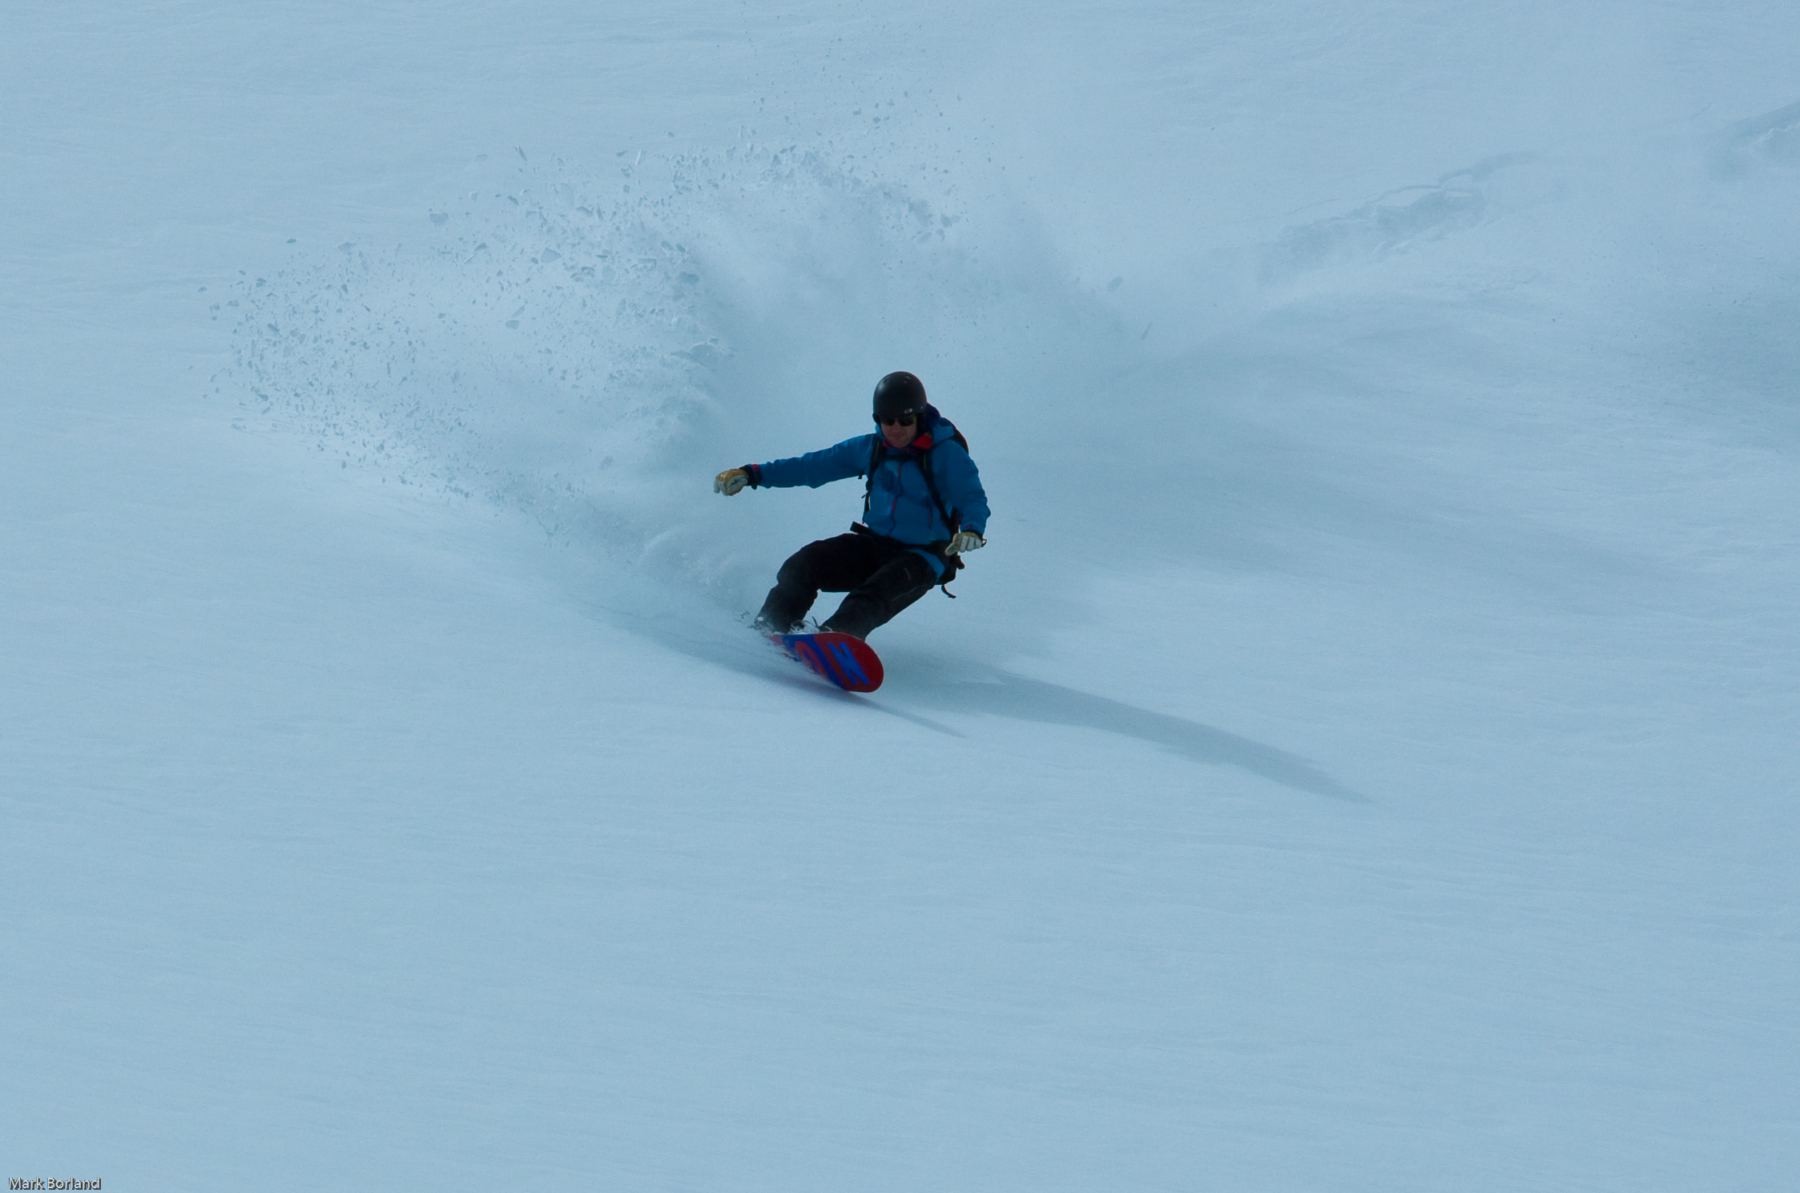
[714,371,990,640]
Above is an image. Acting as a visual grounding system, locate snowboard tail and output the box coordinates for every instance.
[770,631,884,692]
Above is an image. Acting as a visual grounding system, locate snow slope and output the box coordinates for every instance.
[6,2,1799,1190]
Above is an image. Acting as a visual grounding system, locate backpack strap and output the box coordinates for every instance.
[863,420,971,598]
[911,445,965,598]
[861,436,882,519]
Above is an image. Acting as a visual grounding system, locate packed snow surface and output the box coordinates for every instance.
[6,2,1798,1189]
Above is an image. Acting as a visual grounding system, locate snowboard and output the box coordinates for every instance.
[769,631,885,693]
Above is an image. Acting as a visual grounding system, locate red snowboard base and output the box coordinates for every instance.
[770,631,884,693]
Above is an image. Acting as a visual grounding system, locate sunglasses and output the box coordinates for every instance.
[878,412,918,427]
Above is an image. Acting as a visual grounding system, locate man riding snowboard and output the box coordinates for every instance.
[714,371,990,640]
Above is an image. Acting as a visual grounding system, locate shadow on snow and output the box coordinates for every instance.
[900,667,1368,804]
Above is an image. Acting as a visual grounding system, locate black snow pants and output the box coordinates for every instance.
[755,526,939,639]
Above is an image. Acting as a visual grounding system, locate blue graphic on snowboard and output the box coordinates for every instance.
[770,631,884,693]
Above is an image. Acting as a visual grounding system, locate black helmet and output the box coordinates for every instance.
[872,371,927,422]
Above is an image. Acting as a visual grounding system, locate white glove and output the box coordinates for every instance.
[946,530,987,555]
[714,467,749,496]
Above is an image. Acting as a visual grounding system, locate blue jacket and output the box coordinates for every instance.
[750,406,990,577]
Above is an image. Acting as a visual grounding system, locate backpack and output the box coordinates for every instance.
[861,420,972,597]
